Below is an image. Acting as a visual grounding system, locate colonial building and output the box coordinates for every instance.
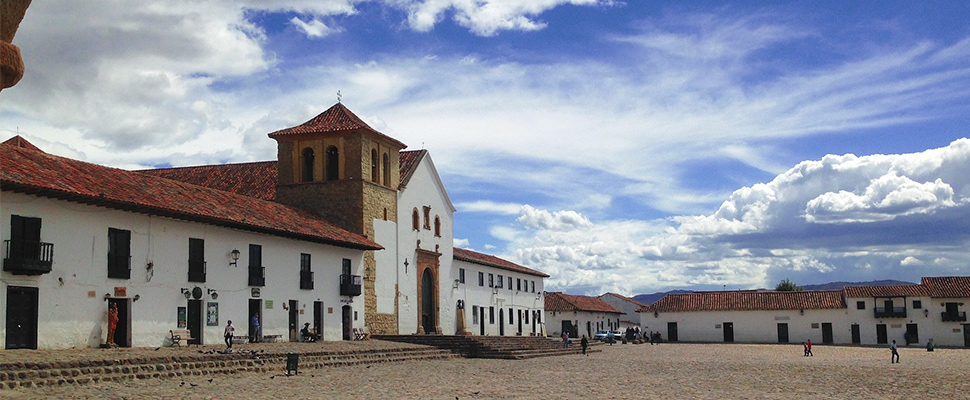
[598,292,648,330]
[453,248,548,337]
[544,292,623,339]
[642,276,970,347]
[1,103,549,349]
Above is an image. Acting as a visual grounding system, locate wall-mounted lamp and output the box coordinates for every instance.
[654,311,659,318]
[924,309,929,317]
[133,294,141,302]
[181,288,191,299]
[103,293,111,300]
[535,293,541,300]
[282,302,289,310]
[800,309,805,315]
[229,249,240,267]
[492,288,498,295]
[58,277,64,286]
[207,289,218,300]
[453,279,460,289]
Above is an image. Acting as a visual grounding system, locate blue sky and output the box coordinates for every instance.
[3,0,970,296]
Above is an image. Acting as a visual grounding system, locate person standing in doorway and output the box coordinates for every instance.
[224,320,235,350]
[581,335,589,356]
[891,340,900,363]
[251,312,260,343]
[106,303,119,346]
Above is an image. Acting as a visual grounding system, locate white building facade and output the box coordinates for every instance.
[544,292,623,339]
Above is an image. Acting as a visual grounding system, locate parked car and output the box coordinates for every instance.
[593,330,612,341]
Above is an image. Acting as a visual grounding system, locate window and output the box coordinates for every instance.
[459,268,465,284]
[508,277,512,290]
[489,307,495,324]
[488,273,494,287]
[478,272,484,287]
[497,274,504,288]
[517,278,522,291]
[525,310,529,323]
[300,253,313,290]
[856,301,866,310]
[371,149,379,183]
[342,258,352,276]
[188,238,205,282]
[508,308,513,324]
[913,300,922,309]
[531,281,535,293]
[423,206,431,229]
[382,153,390,186]
[434,216,441,237]
[472,305,479,324]
[412,208,420,231]
[107,228,131,279]
[301,147,315,182]
[325,146,339,181]
[248,244,264,286]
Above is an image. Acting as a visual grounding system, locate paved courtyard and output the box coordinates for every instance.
[1,341,967,399]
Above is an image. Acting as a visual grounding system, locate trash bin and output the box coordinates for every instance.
[286,352,299,375]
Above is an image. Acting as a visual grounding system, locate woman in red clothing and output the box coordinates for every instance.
[106,303,119,346]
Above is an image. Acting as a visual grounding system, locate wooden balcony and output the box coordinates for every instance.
[340,274,361,296]
[941,311,967,322]
[873,307,907,318]
[3,240,53,275]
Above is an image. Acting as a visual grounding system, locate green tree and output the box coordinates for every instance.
[775,279,803,291]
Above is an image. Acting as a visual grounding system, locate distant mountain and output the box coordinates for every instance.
[632,290,693,306]
[632,280,917,306]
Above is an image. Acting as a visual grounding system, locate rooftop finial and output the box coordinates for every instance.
[337,90,342,103]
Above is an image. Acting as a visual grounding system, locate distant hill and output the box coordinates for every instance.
[632,280,916,306]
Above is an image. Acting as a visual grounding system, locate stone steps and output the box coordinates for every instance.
[374,335,602,359]
[0,347,453,389]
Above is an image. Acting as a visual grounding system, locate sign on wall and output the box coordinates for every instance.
[207,302,219,326]
[265,300,274,309]
[177,307,186,328]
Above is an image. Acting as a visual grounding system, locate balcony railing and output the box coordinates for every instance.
[874,307,907,318]
[300,270,314,290]
[942,311,967,322]
[340,274,362,296]
[188,260,206,282]
[248,266,265,287]
[3,240,54,275]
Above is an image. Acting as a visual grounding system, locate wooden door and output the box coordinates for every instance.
[5,286,38,349]
[851,324,861,344]
[821,323,833,344]
[723,322,734,342]
[777,323,789,343]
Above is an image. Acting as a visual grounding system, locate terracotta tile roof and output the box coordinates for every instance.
[267,103,407,148]
[2,135,42,152]
[138,161,278,201]
[599,292,648,308]
[544,292,623,314]
[399,150,425,189]
[646,290,846,313]
[843,285,930,298]
[453,247,549,278]
[1,139,382,251]
[921,276,970,298]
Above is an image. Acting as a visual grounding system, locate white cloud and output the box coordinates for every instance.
[455,201,523,215]
[290,17,341,38]
[491,139,970,295]
[400,0,613,36]
[453,238,470,247]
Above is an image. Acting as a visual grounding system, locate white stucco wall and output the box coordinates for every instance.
[396,154,455,334]
[544,309,620,339]
[373,219,397,314]
[454,259,545,337]
[1,192,367,349]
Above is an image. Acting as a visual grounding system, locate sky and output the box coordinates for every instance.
[3,1,970,296]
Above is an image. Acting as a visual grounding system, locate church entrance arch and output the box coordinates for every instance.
[416,249,441,334]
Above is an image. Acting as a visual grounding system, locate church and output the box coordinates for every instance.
[0,103,548,349]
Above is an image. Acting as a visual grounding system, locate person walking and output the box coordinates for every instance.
[806,339,813,356]
[561,331,569,348]
[891,340,900,363]
[581,335,589,356]
[224,320,235,350]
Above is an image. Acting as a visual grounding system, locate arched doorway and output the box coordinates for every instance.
[421,270,435,334]
[415,249,441,334]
